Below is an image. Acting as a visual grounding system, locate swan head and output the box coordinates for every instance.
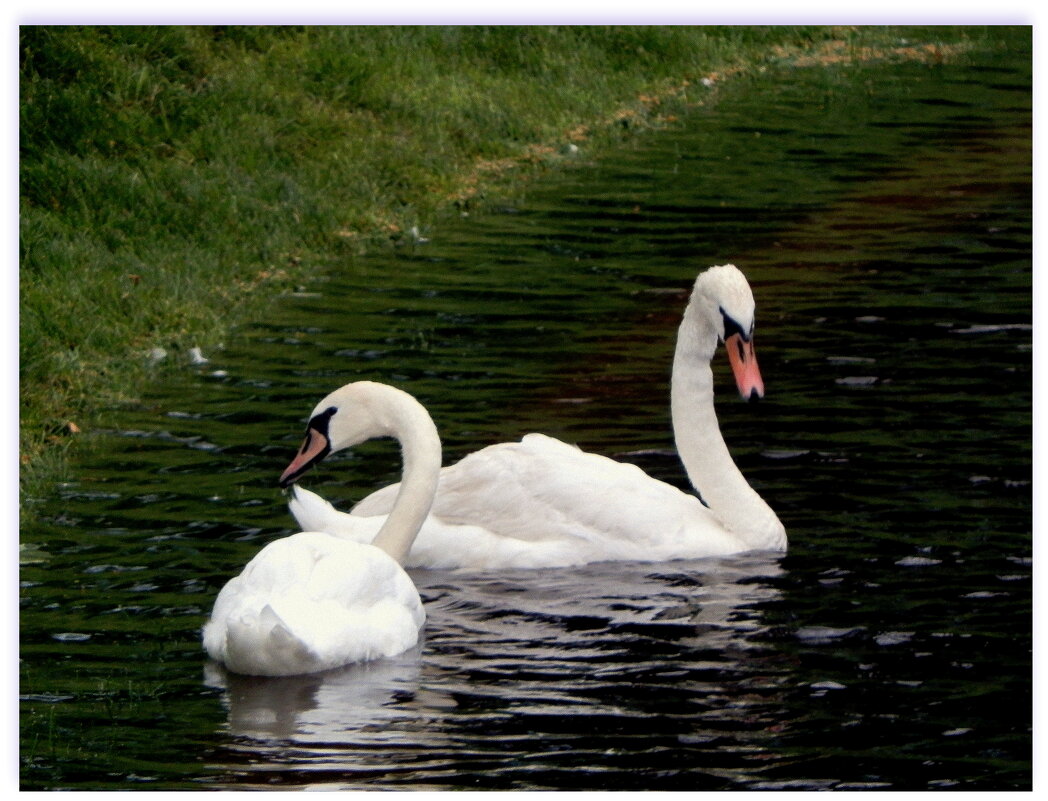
[692,264,765,401]
[278,382,403,489]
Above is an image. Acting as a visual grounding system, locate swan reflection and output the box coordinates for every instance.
[204,646,425,742]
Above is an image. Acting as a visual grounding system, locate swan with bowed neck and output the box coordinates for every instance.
[289,264,786,569]
[202,382,440,677]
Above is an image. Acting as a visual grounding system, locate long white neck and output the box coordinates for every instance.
[670,299,785,550]
[364,388,442,565]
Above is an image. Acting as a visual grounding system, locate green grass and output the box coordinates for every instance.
[19,25,1000,508]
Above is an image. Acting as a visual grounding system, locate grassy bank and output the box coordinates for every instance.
[19,25,997,507]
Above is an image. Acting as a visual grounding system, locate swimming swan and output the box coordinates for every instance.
[202,382,440,676]
[289,264,786,569]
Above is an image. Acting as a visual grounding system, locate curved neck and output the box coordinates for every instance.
[366,391,442,565]
[670,302,784,548]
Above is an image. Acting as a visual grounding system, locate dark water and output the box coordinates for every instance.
[20,41,1031,790]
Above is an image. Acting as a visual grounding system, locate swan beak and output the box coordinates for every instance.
[279,429,331,488]
[726,333,765,401]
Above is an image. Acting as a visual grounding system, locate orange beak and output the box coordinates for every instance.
[726,333,765,401]
[279,428,331,488]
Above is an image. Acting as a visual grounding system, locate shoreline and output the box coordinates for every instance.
[18,26,994,510]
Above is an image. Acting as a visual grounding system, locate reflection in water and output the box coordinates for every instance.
[204,650,424,742]
[204,555,786,789]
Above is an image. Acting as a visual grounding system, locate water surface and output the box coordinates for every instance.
[20,41,1031,790]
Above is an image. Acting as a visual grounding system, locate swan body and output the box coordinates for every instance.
[290,264,786,570]
[290,433,751,569]
[203,382,440,676]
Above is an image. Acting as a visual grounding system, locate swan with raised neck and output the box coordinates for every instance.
[671,264,786,550]
[287,264,786,568]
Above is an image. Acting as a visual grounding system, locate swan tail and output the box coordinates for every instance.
[221,603,319,677]
[289,486,366,541]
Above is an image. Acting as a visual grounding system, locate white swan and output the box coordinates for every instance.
[289,264,786,569]
[202,382,441,676]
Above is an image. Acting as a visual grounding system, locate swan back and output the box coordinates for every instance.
[203,532,424,676]
[348,433,752,567]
